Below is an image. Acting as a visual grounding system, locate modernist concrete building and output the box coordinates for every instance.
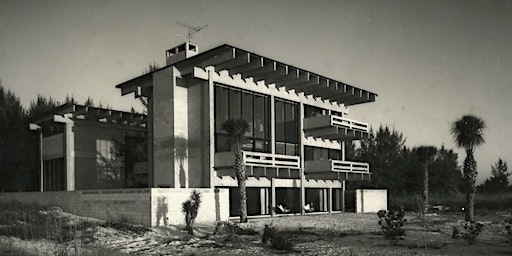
[30,103,147,191]
[116,42,377,216]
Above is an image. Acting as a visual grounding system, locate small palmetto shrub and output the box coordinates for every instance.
[451,221,484,244]
[377,208,407,245]
[261,224,295,251]
[182,190,201,235]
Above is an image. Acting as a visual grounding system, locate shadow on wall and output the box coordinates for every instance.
[175,136,188,188]
[156,196,168,226]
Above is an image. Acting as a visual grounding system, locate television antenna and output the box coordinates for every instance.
[176,22,208,42]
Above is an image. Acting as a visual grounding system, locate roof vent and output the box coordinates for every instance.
[166,42,199,66]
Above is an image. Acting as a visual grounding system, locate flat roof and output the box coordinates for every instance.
[116,44,377,106]
[32,103,146,128]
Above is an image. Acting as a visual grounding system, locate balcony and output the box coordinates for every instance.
[304,159,370,181]
[214,151,301,179]
[303,115,369,141]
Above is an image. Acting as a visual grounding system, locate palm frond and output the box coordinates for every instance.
[450,115,486,153]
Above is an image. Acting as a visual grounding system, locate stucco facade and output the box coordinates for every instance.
[117,42,378,216]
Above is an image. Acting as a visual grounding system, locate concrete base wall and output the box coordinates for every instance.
[151,188,229,226]
[0,188,230,227]
[356,189,387,213]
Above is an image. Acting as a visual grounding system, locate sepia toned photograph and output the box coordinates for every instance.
[0,0,511,255]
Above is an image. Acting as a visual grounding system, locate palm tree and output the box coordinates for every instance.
[450,115,486,221]
[414,146,438,215]
[221,118,249,223]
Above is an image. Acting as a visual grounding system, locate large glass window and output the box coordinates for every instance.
[304,146,342,161]
[96,139,124,188]
[304,105,327,118]
[275,98,299,156]
[215,84,270,153]
[43,158,65,191]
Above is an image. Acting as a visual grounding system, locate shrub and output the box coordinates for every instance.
[377,208,407,245]
[182,190,201,235]
[261,224,295,251]
[213,221,258,236]
[451,221,484,244]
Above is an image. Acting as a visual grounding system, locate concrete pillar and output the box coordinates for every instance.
[65,122,74,191]
[270,178,276,216]
[260,188,267,215]
[299,103,305,215]
[328,187,333,213]
[148,88,154,188]
[270,95,275,155]
[152,66,180,188]
[342,180,346,212]
[208,71,216,189]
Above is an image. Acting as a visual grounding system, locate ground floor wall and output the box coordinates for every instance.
[216,176,345,217]
[0,188,229,227]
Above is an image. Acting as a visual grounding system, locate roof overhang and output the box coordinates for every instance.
[32,103,146,128]
[115,44,377,105]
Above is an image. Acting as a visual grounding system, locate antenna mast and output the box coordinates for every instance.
[176,22,208,42]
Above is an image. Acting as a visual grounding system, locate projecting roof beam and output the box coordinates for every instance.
[298,78,330,96]
[252,62,288,83]
[176,46,233,69]
[228,54,263,76]
[284,73,319,91]
[214,50,250,71]
[119,75,153,96]
[273,66,302,88]
[240,59,275,80]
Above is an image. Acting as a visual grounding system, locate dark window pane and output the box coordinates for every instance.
[275,142,285,155]
[305,146,314,161]
[242,92,253,137]
[229,89,241,118]
[253,95,265,139]
[275,100,285,142]
[215,134,229,152]
[304,105,325,118]
[329,149,341,160]
[285,143,297,156]
[215,86,229,133]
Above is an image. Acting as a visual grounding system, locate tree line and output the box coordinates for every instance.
[0,80,84,191]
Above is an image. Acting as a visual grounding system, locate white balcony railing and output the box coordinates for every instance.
[331,160,370,173]
[215,151,300,169]
[303,115,370,141]
[330,115,369,132]
[304,159,370,174]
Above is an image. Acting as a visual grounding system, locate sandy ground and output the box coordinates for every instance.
[1,211,511,255]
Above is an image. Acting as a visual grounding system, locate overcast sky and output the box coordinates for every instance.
[1,0,511,184]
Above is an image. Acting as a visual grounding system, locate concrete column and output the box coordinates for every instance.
[152,66,179,188]
[148,88,154,188]
[270,178,276,216]
[208,72,216,188]
[53,115,75,191]
[299,102,305,215]
[260,188,267,215]
[342,180,346,212]
[65,122,75,191]
[328,187,333,213]
[270,95,275,155]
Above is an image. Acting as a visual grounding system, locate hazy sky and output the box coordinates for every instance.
[1,0,511,183]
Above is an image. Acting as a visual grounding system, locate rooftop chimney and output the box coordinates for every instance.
[165,42,199,66]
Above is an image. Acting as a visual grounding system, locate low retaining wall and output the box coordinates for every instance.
[356,189,387,213]
[0,188,229,226]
